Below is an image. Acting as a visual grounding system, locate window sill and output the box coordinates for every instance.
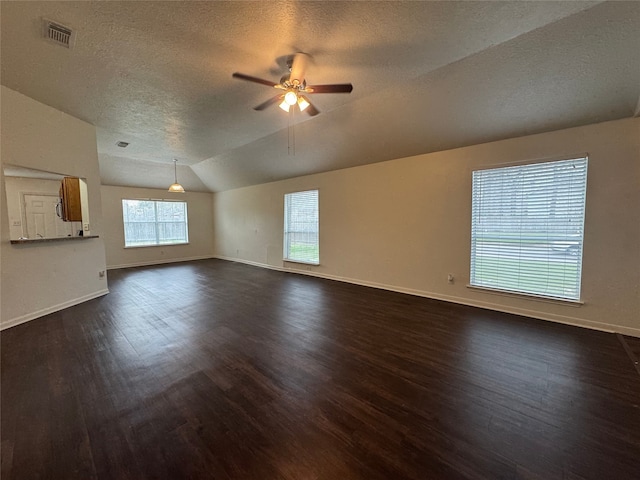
[467,284,584,306]
[124,243,189,249]
[283,259,320,266]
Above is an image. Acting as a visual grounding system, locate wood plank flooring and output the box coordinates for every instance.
[2,259,639,479]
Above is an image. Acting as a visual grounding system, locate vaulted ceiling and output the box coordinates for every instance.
[2,1,639,192]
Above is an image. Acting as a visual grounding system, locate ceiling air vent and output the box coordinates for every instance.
[43,18,76,48]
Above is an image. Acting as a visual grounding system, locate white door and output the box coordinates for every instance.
[23,194,74,238]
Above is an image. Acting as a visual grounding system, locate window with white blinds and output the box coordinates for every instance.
[470,157,588,301]
[122,199,188,247]
[284,189,319,264]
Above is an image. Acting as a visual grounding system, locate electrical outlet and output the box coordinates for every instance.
[12,220,21,226]
[83,223,90,230]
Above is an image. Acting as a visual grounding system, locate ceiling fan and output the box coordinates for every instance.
[232,53,353,116]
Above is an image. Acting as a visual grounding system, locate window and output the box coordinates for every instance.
[284,189,319,264]
[470,157,588,301]
[122,199,188,247]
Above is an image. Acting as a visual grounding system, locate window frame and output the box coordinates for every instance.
[283,189,320,265]
[121,198,189,248]
[469,155,588,303]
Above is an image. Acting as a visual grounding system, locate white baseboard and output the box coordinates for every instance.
[1,289,110,331]
[213,255,640,338]
[614,325,640,338]
[107,255,215,270]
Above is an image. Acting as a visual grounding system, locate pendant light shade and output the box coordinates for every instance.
[168,158,185,193]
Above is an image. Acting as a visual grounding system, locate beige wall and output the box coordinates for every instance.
[3,85,636,336]
[101,185,214,269]
[1,86,108,329]
[214,118,640,336]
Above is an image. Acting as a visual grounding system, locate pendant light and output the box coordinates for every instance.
[168,158,185,193]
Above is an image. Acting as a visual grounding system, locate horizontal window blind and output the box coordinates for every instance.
[122,199,188,247]
[284,190,319,264]
[470,157,588,300]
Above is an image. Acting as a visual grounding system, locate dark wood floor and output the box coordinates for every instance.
[2,259,639,480]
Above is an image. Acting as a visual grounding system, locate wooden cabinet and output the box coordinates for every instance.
[58,177,82,222]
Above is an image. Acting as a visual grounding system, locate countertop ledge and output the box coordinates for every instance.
[11,235,99,245]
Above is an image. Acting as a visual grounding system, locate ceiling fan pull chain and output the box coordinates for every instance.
[288,108,296,156]
[287,109,291,156]
[292,108,296,156]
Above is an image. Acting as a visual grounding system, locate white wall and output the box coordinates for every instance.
[213,118,640,337]
[101,185,214,269]
[1,86,108,329]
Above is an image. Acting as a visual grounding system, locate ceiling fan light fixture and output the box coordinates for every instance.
[297,96,310,112]
[284,91,298,106]
[168,158,185,193]
[278,100,291,112]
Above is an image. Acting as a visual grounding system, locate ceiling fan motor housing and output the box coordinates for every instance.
[280,74,306,90]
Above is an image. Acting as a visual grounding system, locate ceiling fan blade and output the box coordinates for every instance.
[254,94,283,111]
[303,100,320,117]
[232,72,278,88]
[289,53,310,86]
[307,84,353,94]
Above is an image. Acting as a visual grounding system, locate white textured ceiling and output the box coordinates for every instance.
[1,1,639,192]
